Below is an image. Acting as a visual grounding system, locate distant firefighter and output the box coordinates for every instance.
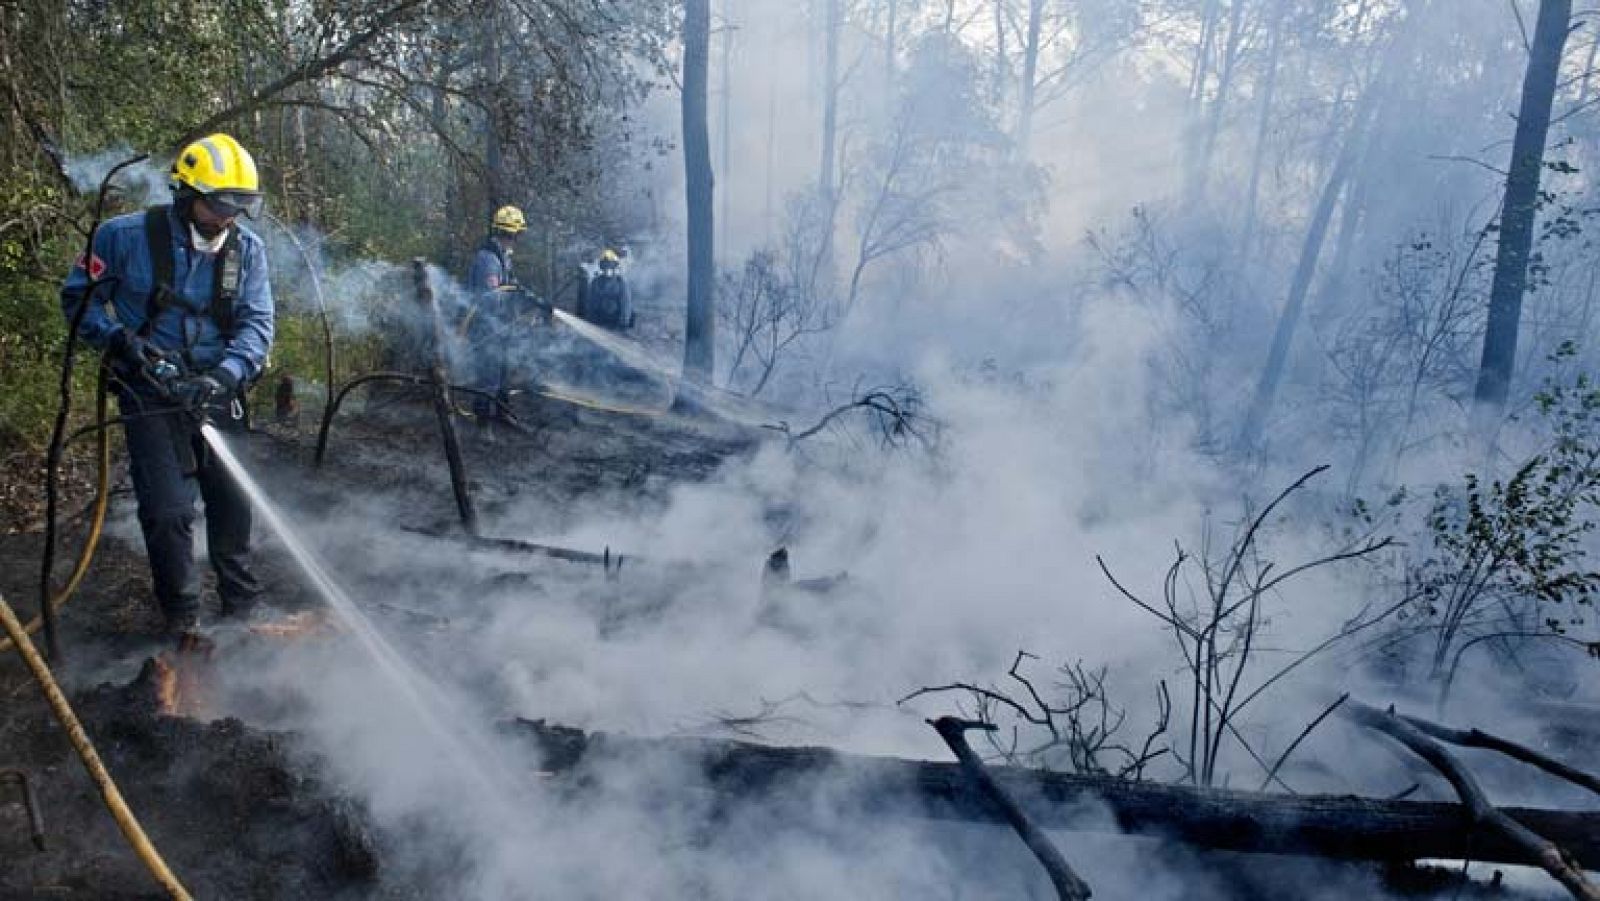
[578,248,634,331]
[462,204,542,420]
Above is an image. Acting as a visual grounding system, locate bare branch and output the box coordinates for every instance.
[1343,701,1600,900]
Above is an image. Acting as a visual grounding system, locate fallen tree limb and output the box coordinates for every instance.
[400,526,626,570]
[932,717,1092,900]
[505,719,1600,870]
[1342,701,1600,900]
[1396,712,1600,800]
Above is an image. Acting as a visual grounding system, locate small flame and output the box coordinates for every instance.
[150,654,180,715]
[149,638,213,718]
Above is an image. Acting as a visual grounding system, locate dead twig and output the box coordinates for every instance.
[1258,693,1348,792]
[766,383,934,449]
[930,717,1092,901]
[1343,701,1600,901]
[901,652,1168,779]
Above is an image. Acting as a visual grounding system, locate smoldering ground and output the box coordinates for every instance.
[169,278,1561,900]
[38,0,1600,895]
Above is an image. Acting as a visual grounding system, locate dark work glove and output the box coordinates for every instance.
[173,370,234,410]
[208,367,239,395]
[109,329,182,384]
[107,328,150,371]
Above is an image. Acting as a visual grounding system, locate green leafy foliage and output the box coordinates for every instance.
[1409,368,1600,687]
[0,0,676,453]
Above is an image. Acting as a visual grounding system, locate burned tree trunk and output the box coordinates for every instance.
[412,259,478,535]
[819,0,841,196]
[1015,0,1043,153]
[1473,0,1574,410]
[682,0,716,385]
[507,719,1600,870]
[1240,0,1287,256]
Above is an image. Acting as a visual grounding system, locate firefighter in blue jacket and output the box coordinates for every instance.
[464,204,527,419]
[60,133,274,637]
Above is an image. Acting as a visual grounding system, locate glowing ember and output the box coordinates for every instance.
[149,654,179,715]
[247,609,334,639]
[145,635,214,718]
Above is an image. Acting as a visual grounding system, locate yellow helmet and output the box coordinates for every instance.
[170,133,263,218]
[492,205,527,234]
[599,248,621,265]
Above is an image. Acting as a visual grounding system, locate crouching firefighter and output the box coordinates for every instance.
[59,132,274,638]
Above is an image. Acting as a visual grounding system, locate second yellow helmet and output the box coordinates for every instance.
[493,205,527,234]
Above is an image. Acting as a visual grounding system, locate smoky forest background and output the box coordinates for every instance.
[5,0,1600,898]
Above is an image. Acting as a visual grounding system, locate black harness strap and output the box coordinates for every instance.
[141,207,176,338]
[142,204,242,338]
[211,229,240,336]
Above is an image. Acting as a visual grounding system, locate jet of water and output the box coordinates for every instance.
[550,309,772,426]
[200,424,526,825]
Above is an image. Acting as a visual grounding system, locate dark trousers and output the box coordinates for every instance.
[467,295,511,401]
[119,394,259,625]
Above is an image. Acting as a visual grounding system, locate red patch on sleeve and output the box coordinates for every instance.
[75,253,107,280]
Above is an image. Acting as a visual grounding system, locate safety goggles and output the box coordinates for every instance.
[201,191,264,220]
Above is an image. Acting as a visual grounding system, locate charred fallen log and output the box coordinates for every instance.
[505,719,1600,870]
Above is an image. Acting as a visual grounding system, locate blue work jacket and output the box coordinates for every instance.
[60,205,274,386]
[467,240,515,299]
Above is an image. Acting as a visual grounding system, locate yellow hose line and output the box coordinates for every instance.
[0,592,193,900]
[0,370,112,654]
[535,387,658,417]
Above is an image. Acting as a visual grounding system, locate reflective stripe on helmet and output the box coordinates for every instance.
[197,137,228,175]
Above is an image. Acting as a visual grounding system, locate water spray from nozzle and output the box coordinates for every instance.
[197,424,529,830]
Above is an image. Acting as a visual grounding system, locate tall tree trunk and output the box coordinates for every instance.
[1014,0,1042,152]
[1237,5,1431,449]
[293,103,314,225]
[1238,90,1378,449]
[819,0,841,197]
[992,0,1007,109]
[883,0,898,112]
[1190,0,1221,103]
[484,2,505,210]
[719,0,734,258]
[1316,160,1369,314]
[1474,0,1574,409]
[1182,0,1223,204]
[683,0,716,384]
[432,64,463,271]
[1195,0,1247,201]
[1314,0,1440,317]
[1240,0,1287,255]
[764,64,777,241]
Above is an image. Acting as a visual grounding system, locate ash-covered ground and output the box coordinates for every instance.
[0,387,1580,900]
[0,389,760,899]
